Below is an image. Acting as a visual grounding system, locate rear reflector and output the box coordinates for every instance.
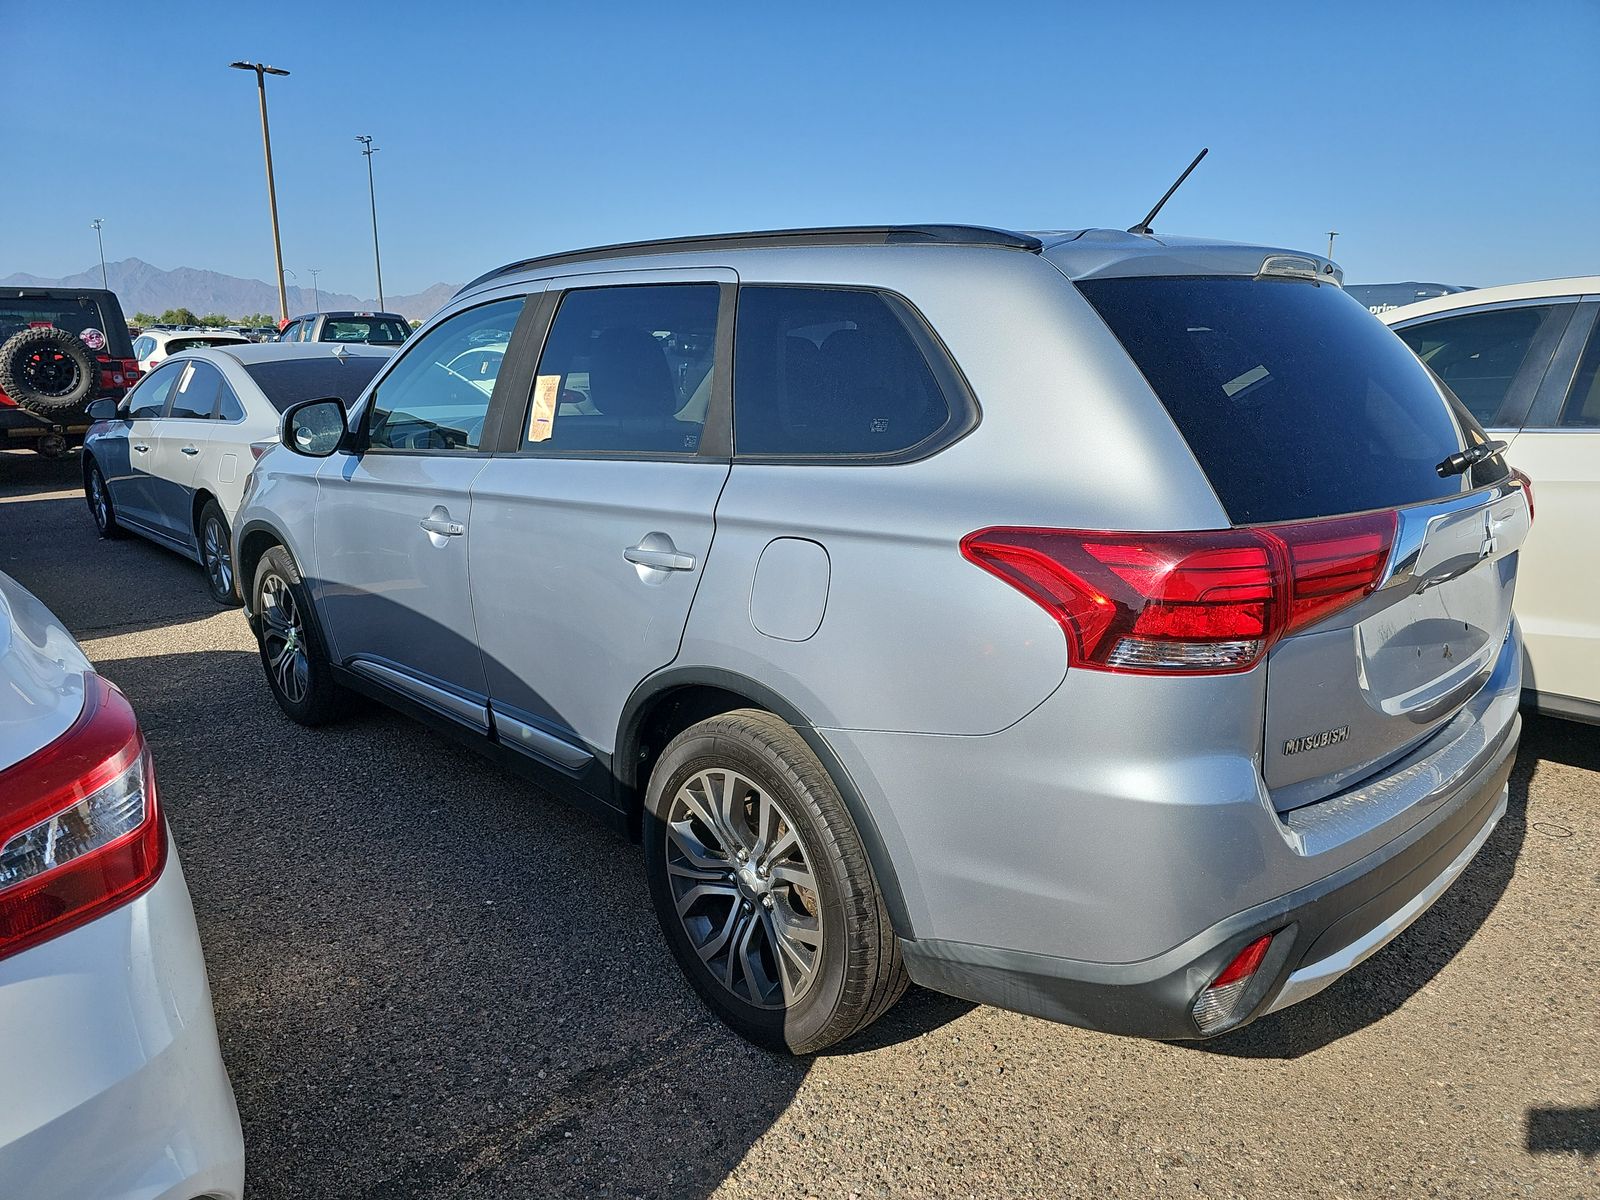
[962,511,1396,675]
[1192,934,1273,1035]
[0,675,166,963]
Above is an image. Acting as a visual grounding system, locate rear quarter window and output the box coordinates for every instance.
[1077,276,1501,524]
[732,286,968,459]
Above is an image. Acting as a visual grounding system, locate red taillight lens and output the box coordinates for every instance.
[962,511,1396,676]
[0,675,166,963]
[1511,468,1534,524]
[1275,512,1397,636]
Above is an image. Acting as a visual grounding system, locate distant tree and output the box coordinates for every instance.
[234,313,276,328]
[158,307,199,326]
[132,311,157,325]
[198,313,235,328]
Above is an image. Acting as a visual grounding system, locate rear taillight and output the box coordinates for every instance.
[0,675,166,963]
[249,440,276,461]
[1511,468,1534,524]
[1192,934,1274,1034]
[962,510,1396,676]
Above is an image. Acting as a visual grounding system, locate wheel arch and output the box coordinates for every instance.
[235,518,293,616]
[616,666,914,936]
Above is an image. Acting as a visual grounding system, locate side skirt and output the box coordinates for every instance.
[329,663,629,836]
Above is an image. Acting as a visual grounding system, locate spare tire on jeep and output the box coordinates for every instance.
[0,326,98,416]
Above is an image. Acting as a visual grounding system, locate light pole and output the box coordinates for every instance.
[355,135,384,311]
[90,218,107,288]
[1327,230,1338,261]
[230,61,291,323]
[308,268,321,312]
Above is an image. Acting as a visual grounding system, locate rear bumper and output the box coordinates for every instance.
[899,711,1517,1040]
[0,404,89,440]
[0,845,245,1200]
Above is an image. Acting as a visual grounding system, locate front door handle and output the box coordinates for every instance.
[624,538,696,572]
[420,516,465,537]
[180,446,200,456]
[133,444,149,453]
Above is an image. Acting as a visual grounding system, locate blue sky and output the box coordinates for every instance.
[2,1,1595,296]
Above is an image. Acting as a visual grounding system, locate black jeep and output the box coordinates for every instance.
[0,288,140,457]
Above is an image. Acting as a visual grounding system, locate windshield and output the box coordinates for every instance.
[1076,275,1507,524]
[0,294,133,358]
[318,317,410,345]
[241,356,389,412]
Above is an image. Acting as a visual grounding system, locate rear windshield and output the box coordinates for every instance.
[242,356,388,412]
[1077,276,1503,524]
[166,335,246,354]
[317,317,409,345]
[0,294,133,358]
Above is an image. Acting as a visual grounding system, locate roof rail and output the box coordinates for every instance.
[456,225,1043,296]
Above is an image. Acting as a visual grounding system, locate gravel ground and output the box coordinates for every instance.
[2,449,1596,1199]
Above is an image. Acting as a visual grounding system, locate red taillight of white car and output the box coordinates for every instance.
[0,674,166,963]
[961,511,1397,675]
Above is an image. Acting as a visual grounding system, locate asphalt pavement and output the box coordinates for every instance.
[2,448,1596,1199]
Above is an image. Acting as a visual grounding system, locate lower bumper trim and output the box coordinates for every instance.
[1266,785,1507,1013]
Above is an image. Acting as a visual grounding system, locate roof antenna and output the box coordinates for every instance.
[1128,148,1209,235]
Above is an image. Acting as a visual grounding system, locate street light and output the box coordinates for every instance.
[230,60,291,323]
[90,218,107,289]
[355,135,385,311]
[1327,230,1338,261]
[308,267,321,312]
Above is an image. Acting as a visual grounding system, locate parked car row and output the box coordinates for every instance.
[75,223,1543,1063]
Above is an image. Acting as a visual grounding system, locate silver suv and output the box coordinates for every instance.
[234,225,1529,1053]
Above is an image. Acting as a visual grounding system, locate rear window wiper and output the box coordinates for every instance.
[1435,439,1507,478]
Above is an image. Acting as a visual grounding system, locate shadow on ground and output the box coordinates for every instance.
[104,631,962,1199]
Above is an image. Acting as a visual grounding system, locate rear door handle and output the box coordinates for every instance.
[624,542,696,572]
[133,444,149,453]
[180,446,199,456]
[420,516,465,537]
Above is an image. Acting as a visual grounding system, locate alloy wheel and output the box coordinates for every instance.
[89,470,109,532]
[663,768,823,1009]
[258,573,309,704]
[203,516,233,597]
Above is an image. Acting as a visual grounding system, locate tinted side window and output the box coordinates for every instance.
[217,378,246,421]
[733,287,955,458]
[1560,324,1600,428]
[365,298,523,452]
[128,362,181,418]
[1395,306,1561,426]
[167,361,220,419]
[522,284,718,455]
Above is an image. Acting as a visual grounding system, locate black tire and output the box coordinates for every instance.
[197,499,242,607]
[643,709,907,1054]
[0,327,98,416]
[85,459,123,539]
[250,545,349,725]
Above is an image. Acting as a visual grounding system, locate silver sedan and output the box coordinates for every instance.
[82,342,394,604]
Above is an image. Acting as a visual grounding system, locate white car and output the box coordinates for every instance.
[1383,276,1600,723]
[83,342,395,604]
[0,569,244,1199]
[131,328,251,373]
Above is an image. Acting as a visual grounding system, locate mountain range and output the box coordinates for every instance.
[0,259,459,323]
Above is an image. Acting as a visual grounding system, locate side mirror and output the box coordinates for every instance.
[86,398,120,421]
[281,397,349,457]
